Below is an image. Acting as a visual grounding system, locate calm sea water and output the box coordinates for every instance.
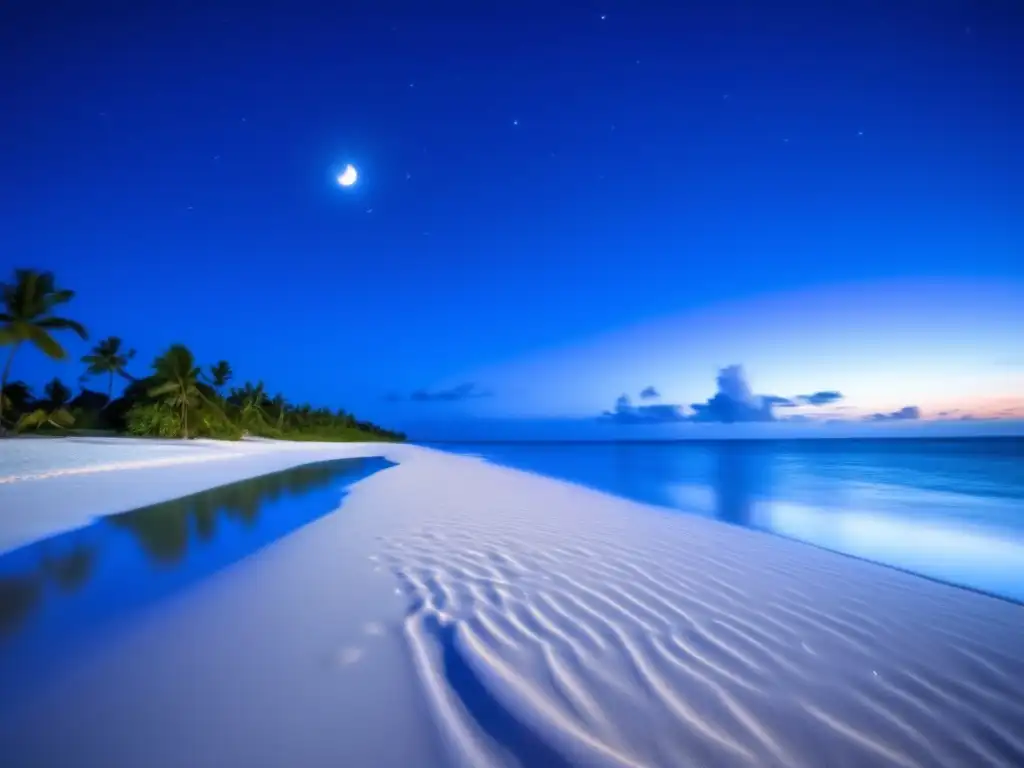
[430,438,1024,602]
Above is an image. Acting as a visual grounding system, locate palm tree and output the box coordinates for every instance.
[230,380,270,429]
[0,389,11,430]
[81,336,136,405]
[0,381,30,430]
[207,360,232,394]
[0,269,87,434]
[17,377,75,431]
[270,393,287,430]
[148,345,204,438]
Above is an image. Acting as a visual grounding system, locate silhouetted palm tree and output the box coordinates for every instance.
[230,380,270,430]
[148,345,205,438]
[0,269,87,434]
[81,336,136,405]
[0,381,31,430]
[207,360,232,394]
[270,393,287,430]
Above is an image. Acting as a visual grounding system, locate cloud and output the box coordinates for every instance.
[797,390,843,406]
[769,391,844,407]
[865,405,921,421]
[602,394,688,424]
[600,366,844,425]
[391,382,493,403]
[689,365,775,423]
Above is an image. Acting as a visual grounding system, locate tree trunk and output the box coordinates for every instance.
[0,342,21,436]
[181,396,188,439]
[105,371,114,409]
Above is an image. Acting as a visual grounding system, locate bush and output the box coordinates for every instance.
[71,407,102,431]
[193,410,243,440]
[126,403,180,438]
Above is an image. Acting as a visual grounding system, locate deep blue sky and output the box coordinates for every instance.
[3,1,1022,438]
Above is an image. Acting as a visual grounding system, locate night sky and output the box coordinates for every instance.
[3,1,1022,439]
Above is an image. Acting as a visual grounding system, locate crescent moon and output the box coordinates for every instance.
[337,164,358,187]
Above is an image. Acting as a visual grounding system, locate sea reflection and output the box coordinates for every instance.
[441,439,1024,603]
[0,457,393,653]
[761,500,1024,601]
[705,444,1024,601]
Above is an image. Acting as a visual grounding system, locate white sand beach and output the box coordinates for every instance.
[1,438,1022,767]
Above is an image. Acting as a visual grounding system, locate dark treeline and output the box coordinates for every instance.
[0,269,405,442]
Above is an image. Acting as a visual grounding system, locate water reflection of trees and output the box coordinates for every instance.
[42,544,97,593]
[0,574,42,636]
[0,458,389,639]
[0,542,96,637]
[106,459,366,564]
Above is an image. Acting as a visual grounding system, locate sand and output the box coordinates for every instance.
[1,438,1022,767]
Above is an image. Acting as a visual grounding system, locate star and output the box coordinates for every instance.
[513,119,519,126]
[600,14,606,20]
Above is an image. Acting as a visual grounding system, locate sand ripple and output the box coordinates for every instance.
[376,455,1024,768]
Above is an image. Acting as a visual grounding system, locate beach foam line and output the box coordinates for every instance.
[0,450,246,485]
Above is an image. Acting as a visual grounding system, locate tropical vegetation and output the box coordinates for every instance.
[0,270,87,432]
[0,268,405,442]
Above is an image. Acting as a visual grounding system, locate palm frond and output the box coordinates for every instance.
[16,409,49,431]
[25,325,67,360]
[148,381,180,398]
[49,408,75,428]
[36,316,87,339]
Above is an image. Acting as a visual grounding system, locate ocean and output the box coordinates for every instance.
[430,438,1024,602]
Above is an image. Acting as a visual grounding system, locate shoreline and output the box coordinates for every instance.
[1,437,1022,766]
